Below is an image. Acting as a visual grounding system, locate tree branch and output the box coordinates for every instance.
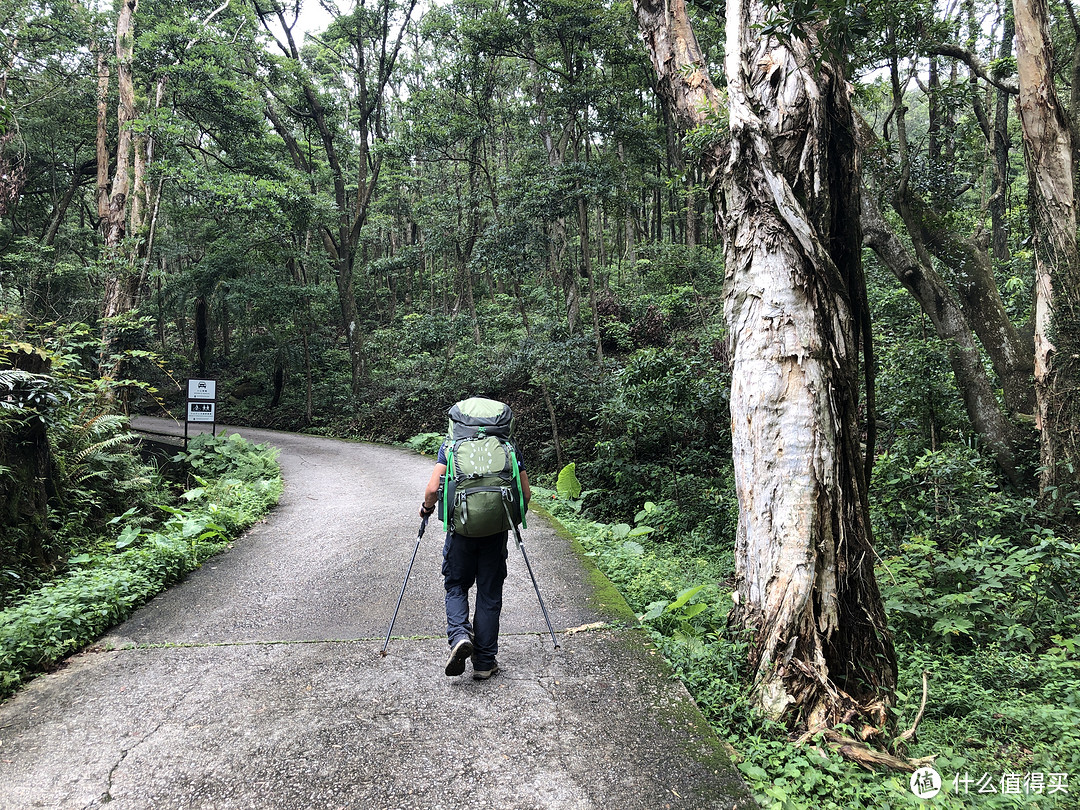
[894,670,930,746]
[928,43,1018,94]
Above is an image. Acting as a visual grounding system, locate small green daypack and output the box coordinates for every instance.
[440,397,527,537]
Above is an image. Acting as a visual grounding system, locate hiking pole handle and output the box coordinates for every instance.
[380,516,427,656]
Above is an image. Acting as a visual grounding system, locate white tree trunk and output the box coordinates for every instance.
[635,0,895,727]
[1013,0,1080,497]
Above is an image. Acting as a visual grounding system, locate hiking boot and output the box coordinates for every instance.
[445,638,474,676]
[472,661,499,681]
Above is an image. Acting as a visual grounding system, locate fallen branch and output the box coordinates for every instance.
[790,670,934,774]
[894,669,930,746]
[821,729,918,772]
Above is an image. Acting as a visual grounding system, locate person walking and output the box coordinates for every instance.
[420,398,531,681]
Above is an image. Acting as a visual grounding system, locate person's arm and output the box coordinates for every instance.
[520,469,531,508]
[420,463,447,517]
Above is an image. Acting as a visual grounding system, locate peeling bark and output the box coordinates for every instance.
[634,0,896,726]
[1013,0,1080,498]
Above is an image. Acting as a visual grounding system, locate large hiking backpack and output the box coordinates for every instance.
[440,397,527,537]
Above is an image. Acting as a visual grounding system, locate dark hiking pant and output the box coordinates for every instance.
[442,531,509,670]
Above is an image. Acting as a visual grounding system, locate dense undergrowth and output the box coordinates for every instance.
[535,449,1080,809]
[0,426,282,700]
[0,320,275,698]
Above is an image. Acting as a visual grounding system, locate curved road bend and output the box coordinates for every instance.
[0,418,754,810]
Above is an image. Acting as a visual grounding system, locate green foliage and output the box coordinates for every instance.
[867,280,970,457]
[549,496,732,636]
[546,446,1080,809]
[556,462,582,499]
[870,445,1080,651]
[583,342,734,547]
[51,411,150,531]
[0,431,281,698]
[890,643,1080,809]
[5,1,1074,805]
[404,432,445,455]
[175,431,280,485]
[871,446,1033,553]
[880,531,1080,651]
[0,321,174,595]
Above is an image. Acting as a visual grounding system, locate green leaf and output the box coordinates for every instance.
[680,602,708,619]
[932,617,974,637]
[556,462,582,499]
[667,584,707,611]
[107,507,139,525]
[115,525,140,549]
[640,600,669,622]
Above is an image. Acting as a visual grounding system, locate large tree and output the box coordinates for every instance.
[633,0,896,726]
[1012,0,1080,503]
[256,0,417,399]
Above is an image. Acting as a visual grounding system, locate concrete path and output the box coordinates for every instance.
[0,419,755,810]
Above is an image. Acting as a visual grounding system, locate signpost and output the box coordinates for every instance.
[185,378,217,446]
[187,401,215,422]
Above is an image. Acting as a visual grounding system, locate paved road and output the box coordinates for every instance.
[0,419,755,809]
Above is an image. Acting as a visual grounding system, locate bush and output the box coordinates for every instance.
[583,345,731,536]
[871,445,1080,651]
[404,431,445,455]
[879,531,1080,651]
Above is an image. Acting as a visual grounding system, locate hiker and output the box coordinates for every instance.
[420,398,531,681]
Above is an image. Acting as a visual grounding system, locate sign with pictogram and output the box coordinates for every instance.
[188,379,216,400]
[187,401,216,422]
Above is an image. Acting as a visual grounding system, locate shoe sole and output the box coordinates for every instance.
[472,665,499,681]
[445,639,474,676]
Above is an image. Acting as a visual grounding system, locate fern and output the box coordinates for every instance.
[0,369,58,412]
[60,413,136,484]
[69,434,136,478]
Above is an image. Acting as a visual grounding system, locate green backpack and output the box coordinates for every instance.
[440,397,527,537]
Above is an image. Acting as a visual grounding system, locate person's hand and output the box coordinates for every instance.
[420,502,436,518]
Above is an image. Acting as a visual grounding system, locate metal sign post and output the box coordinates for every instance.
[185,378,217,448]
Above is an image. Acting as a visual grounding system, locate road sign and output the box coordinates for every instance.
[188,379,216,400]
[187,401,216,422]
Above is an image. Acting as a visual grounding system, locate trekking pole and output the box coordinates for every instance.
[504,502,560,650]
[380,516,428,657]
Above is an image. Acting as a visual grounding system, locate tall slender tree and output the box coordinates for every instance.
[256,0,417,398]
[1012,0,1080,503]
